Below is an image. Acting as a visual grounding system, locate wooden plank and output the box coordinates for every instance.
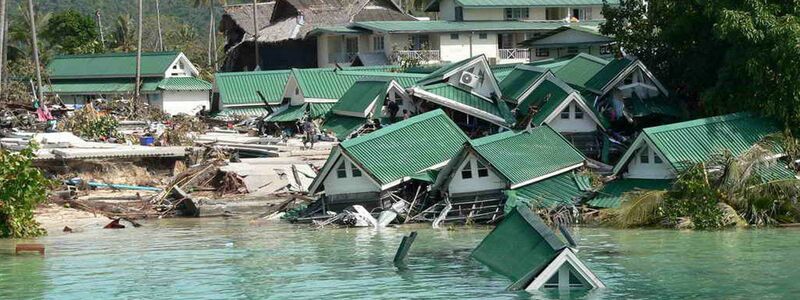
[393,231,418,268]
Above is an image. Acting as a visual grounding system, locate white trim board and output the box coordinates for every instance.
[526,248,606,291]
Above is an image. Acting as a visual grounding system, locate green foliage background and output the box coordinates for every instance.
[0,146,51,238]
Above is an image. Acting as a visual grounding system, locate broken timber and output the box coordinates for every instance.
[393,231,418,268]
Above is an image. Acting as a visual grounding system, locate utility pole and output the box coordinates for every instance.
[135,0,143,100]
[252,0,260,70]
[95,9,105,48]
[27,0,42,102]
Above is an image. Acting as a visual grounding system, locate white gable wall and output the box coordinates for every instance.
[623,143,675,179]
[547,101,598,133]
[445,61,497,99]
[448,154,507,195]
[323,157,381,196]
[284,76,305,106]
[161,90,210,115]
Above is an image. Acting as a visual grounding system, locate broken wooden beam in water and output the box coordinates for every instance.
[393,231,418,268]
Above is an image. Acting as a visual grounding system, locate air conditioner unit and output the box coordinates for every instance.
[459,71,480,88]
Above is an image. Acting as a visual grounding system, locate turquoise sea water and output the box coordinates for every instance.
[1,218,799,299]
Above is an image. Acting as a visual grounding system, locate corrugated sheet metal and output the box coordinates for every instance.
[551,53,608,88]
[336,71,424,87]
[422,83,515,124]
[341,109,468,185]
[309,103,335,118]
[353,20,567,33]
[47,52,180,79]
[587,179,672,208]
[471,126,585,186]
[157,77,212,91]
[644,113,781,172]
[330,79,391,116]
[517,78,570,124]
[456,0,618,7]
[215,70,291,105]
[214,106,271,119]
[755,162,798,182]
[506,171,586,210]
[266,104,307,122]
[293,68,364,99]
[45,78,161,94]
[584,57,635,92]
[321,115,365,140]
[499,67,545,102]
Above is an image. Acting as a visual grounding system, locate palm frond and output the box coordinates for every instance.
[609,190,668,228]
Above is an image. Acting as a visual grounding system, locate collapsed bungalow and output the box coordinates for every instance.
[410,55,516,135]
[213,69,291,119]
[307,109,469,212]
[320,76,417,140]
[425,126,589,223]
[45,52,212,115]
[589,113,795,208]
[473,205,605,291]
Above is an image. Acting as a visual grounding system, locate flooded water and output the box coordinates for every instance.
[1,218,799,299]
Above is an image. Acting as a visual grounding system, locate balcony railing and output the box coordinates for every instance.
[498,48,530,61]
[392,50,441,63]
[329,52,358,64]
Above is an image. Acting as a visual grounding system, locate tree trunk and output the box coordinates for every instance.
[210,3,218,70]
[27,0,42,102]
[156,0,164,51]
[135,0,143,100]
[252,0,259,70]
[207,8,213,67]
[0,0,6,93]
[96,10,105,48]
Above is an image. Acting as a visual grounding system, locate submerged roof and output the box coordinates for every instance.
[470,126,585,187]
[337,109,469,185]
[472,205,566,286]
[506,171,591,210]
[614,113,781,174]
[216,70,291,106]
[47,52,182,79]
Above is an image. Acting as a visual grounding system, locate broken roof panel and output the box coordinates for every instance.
[498,65,548,103]
[339,109,469,185]
[321,114,366,141]
[216,70,292,106]
[330,78,392,117]
[470,126,585,187]
[505,171,590,211]
[584,56,637,93]
[415,83,515,126]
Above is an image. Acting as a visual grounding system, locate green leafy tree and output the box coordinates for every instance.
[601,0,800,130]
[0,145,51,238]
[41,9,100,54]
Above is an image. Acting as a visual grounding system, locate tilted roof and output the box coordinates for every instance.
[535,53,609,88]
[215,70,291,106]
[584,56,636,93]
[613,113,781,174]
[266,102,334,122]
[469,126,585,187]
[506,171,592,210]
[415,83,515,126]
[47,52,183,79]
[320,114,366,141]
[330,77,393,117]
[337,109,469,185]
[498,65,548,103]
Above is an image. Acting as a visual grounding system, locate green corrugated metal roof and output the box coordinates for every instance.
[47,52,181,79]
[588,179,672,208]
[421,83,516,125]
[352,20,564,33]
[321,115,366,141]
[410,169,440,183]
[335,71,425,87]
[506,171,588,211]
[45,78,161,94]
[584,57,636,93]
[309,103,335,118]
[517,78,570,123]
[215,70,291,105]
[455,0,618,7]
[157,77,211,91]
[472,205,565,287]
[214,106,271,118]
[266,104,308,122]
[637,113,780,172]
[550,53,608,88]
[340,109,469,185]
[330,78,392,117]
[292,68,365,100]
[754,162,797,182]
[418,56,477,85]
[471,126,585,186]
[499,66,547,103]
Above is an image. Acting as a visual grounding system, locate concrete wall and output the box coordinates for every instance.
[323,157,381,196]
[624,144,675,179]
[448,154,507,195]
[546,101,598,133]
[161,90,210,115]
[439,32,499,62]
[317,34,331,67]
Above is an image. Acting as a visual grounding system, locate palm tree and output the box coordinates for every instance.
[610,145,800,228]
[156,0,164,51]
[135,0,143,100]
[26,0,42,102]
[112,15,135,52]
[193,0,226,70]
